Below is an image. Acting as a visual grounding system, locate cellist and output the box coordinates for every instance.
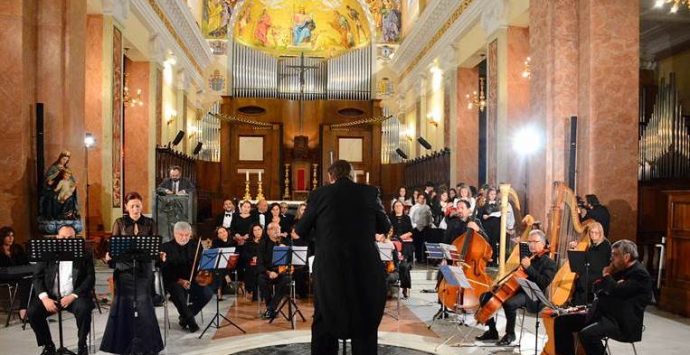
[160,221,214,332]
[475,229,556,345]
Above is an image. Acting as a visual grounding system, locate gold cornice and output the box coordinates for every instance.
[401,0,474,79]
[147,0,203,74]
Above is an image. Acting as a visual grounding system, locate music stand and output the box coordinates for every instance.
[568,250,591,304]
[378,243,400,320]
[517,278,555,355]
[29,238,85,355]
[269,246,307,329]
[109,235,161,352]
[198,247,245,338]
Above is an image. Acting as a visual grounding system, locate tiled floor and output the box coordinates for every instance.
[2,263,690,354]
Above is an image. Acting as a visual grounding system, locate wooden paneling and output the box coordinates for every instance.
[321,124,381,187]
[659,190,690,317]
[380,163,405,204]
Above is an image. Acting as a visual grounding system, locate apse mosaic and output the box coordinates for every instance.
[232,0,372,58]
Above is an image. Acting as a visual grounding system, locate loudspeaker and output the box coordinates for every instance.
[566,116,578,190]
[395,148,408,160]
[193,142,203,155]
[417,136,432,150]
[172,130,185,146]
[36,103,45,209]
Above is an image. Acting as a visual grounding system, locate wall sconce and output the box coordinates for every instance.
[166,108,177,124]
[521,57,531,79]
[123,73,144,108]
[466,77,486,112]
[427,112,439,127]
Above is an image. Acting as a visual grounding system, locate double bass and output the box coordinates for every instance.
[437,226,493,311]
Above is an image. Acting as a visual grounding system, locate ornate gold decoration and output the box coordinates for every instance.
[329,115,391,129]
[655,0,690,13]
[401,0,475,79]
[256,179,265,200]
[243,178,252,201]
[211,113,273,127]
[147,0,203,74]
[466,77,486,112]
[123,73,144,107]
[312,163,319,190]
[283,163,291,199]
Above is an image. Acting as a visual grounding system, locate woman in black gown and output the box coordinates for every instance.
[230,200,256,294]
[243,224,264,301]
[390,201,413,298]
[101,192,164,355]
[479,187,501,267]
[212,227,235,297]
[568,221,612,306]
[0,226,31,320]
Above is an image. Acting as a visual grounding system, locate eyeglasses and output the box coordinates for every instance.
[527,240,542,244]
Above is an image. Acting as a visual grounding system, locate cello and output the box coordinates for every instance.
[437,226,493,311]
[475,248,550,324]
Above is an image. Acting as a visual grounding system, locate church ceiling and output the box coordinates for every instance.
[200,0,404,58]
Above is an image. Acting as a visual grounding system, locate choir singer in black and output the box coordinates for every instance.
[294,160,391,355]
[160,221,213,332]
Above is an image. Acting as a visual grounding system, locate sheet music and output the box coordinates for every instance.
[439,243,459,261]
[439,265,471,288]
[291,246,308,266]
[215,247,235,268]
[425,243,444,259]
[199,249,220,271]
[377,243,394,261]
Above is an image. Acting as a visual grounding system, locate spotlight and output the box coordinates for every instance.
[512,125,542,156]
[395,148,408,160]
[84,133,96,148]
[417,137,432,150]
[193,142,203,155]
[172,130,185,146]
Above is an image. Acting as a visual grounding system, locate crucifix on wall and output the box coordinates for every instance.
[280,52,320,135]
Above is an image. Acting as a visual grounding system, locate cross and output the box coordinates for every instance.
[281,52,320,134]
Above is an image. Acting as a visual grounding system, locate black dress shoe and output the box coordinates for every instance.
[475,329,499,341]
[77,345,88,355]
[496,333,516,346]
[261,309,276,320]
[187,320,200,332]
[40,344,56,355]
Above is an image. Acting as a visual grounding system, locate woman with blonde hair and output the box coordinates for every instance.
[568,221,611,305]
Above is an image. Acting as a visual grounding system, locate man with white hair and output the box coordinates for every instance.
[160,221,213,332]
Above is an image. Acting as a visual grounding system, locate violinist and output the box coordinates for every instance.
[476,229,556,346]
[160,221,213,332]
[212,227,235,298]
[577,239,653,355]
[257,222,291,320]
[375,232,400,295]
[568,221,611,306]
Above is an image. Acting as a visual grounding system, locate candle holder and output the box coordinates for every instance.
[283,163,291,199]
[243,179,252,202]
[256,180,265,201]
[312,163,319,190]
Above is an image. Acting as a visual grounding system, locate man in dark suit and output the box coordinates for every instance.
[294,160,391,355]
[214,198,237,229]
[578,239,653,355]
[160,221,213,333]
[156,165,196,195]
[580,194,611,236]
[28,225,95,355]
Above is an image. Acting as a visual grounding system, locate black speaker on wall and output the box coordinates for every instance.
[417,136,432,150]
[395,148,408,160]
[171,130,185,146]
[567,116,578,190]
[36,103,45,210]
[193,142,203,155]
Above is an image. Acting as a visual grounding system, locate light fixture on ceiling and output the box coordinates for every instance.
[123,73,143,108]
[654,0,690,13]
[466,77,487,112]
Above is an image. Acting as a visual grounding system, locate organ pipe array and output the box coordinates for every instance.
[639,73,690,181]
[197,102,221,162]
[231,41,372,101]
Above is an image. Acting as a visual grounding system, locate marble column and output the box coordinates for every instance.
[0,0,38,242]
[576,0,639,240]
[85,15,105,233]
[530,0,638,239]
[124,60,153,208]
[456,67,480,186]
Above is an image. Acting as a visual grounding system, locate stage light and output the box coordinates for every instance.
[84,133,95,148]
[512,125,542,156]
[193,142,203,155]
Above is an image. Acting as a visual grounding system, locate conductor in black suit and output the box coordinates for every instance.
[294,160,391,355]
[156,165,196,195]
[28,225,95,355]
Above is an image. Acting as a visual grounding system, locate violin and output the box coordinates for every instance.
[475,248,550,324]
[189,237,214,287]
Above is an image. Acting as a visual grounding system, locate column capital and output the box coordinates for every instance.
[103,0,130,27]
[481,0,509,38]
[149,34,167,67]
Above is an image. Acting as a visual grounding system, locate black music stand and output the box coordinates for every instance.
[517,278,555,355]
[568,250,590,304]
[198,247,245,338]
[29,238,85,355]
[269,245,307,329]
[109,235,161,352]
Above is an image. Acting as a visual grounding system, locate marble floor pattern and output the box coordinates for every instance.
[1,263,690,354]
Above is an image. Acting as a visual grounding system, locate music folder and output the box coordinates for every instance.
[198,248,220,271]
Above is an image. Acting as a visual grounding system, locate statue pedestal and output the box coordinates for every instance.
[37,219,83,235]
[155,194,196,242]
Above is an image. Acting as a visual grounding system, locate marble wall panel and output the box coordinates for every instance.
[124,61,152,209]
[456,68,479,186]
[85,15,104,232]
